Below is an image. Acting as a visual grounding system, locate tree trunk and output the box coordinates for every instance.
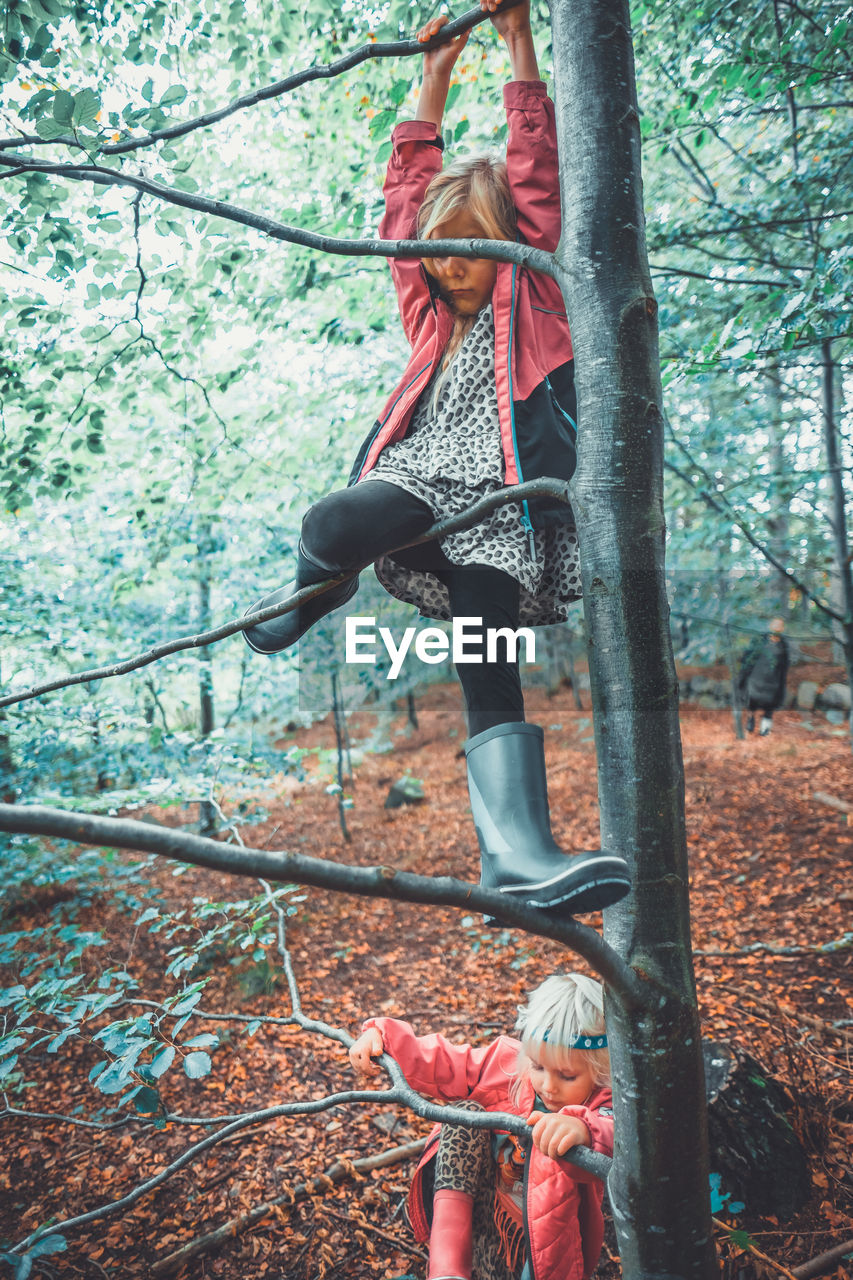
[196,518,217,836]
[820,340,853,752]
[765,368,793,619]
[549,3,718,1276]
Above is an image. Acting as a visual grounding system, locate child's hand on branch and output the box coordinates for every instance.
[481,0,531,41]
[349,1026,385,1077]
[527,1110,591,1160]
[417,14,469,82]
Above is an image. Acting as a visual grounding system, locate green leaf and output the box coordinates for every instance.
[170,989,203,1016]
[134,1085,161,1113]
[148,1045,175,1078]
[28,1236,66,1262]
[53,89,74,124]
[368,108,396,139]
[726,1228,753,1249]
[35,117,68,140]
[72,88,100,128]
[160,85,188,108]
[182,1033,218,1049]
[445,83,462,112]
[183,1050,212,1079]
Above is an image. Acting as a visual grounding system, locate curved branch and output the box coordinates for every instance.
[0,804,639,1007]
[8,1071,609,1254]
[0,478,570,709]
[0,1102,130,1131]
[0,1,523,158]
[0,153,557,280]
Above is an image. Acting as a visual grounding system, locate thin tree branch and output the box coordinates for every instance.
[0,805,640,1008]
[664,447,844,624]
[0,152,559,286]
[790,1237,853,1279]
[659,209,852,240]
[694,934,852,958]
[0,1,523,158]
[650,263,789,288]
[0,478,571,709]
[0,1101,130,1131]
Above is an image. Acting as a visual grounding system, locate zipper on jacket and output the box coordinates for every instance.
[506,262,537,566]
[359,358,433,480]
[378,359,433,430]
[544,373,577,434]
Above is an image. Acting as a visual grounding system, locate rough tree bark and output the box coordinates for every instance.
[549,2,718,1276]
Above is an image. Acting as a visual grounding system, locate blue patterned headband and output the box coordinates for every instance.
[535,1028,608,1050]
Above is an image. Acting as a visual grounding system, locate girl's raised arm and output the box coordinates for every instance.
[414,14,470,128]
[485,0,539,82]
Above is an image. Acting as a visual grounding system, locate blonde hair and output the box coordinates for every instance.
[418,155,517,405]
[514,973,611,1090]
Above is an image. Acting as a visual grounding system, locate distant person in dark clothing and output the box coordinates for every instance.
[737,618,790,736]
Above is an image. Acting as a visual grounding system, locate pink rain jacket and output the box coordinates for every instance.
[349,82,578,537]
[364,1017,613,1280]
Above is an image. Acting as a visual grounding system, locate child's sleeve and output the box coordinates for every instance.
[363,1016,505,1102]
[379,123,444,346]
[503,80,561,255]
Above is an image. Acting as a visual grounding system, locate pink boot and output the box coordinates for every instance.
[428,1189,474,1280]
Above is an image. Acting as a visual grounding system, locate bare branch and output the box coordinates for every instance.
[0,1101,130,1131]
[664,446,844,624]
[650,262,789,289]
[0,1,523,158]
[0,478,571,709]
[0,804,639,1007]
[0,151,558,286]
[694,934,852,959]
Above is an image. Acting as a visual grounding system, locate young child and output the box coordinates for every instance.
[243,2,630,919]
[349,972,614,1280]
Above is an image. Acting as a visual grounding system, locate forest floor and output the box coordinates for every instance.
[1,682,852,1280]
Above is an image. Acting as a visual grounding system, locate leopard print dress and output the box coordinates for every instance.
[366,305,581,625]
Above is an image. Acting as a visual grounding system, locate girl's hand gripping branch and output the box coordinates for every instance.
[482,0,539,82]
[349,1026,385,1077]
[527,1110,591,1161]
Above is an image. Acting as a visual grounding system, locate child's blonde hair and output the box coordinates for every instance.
[417,154,517,401]
[417,153,517,246]
[514,973,611,1088]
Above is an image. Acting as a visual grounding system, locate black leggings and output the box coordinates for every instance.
[302,481,524,736]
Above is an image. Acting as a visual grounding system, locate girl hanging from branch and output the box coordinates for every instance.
[243,1,630,918]
[349,972,614,1280]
